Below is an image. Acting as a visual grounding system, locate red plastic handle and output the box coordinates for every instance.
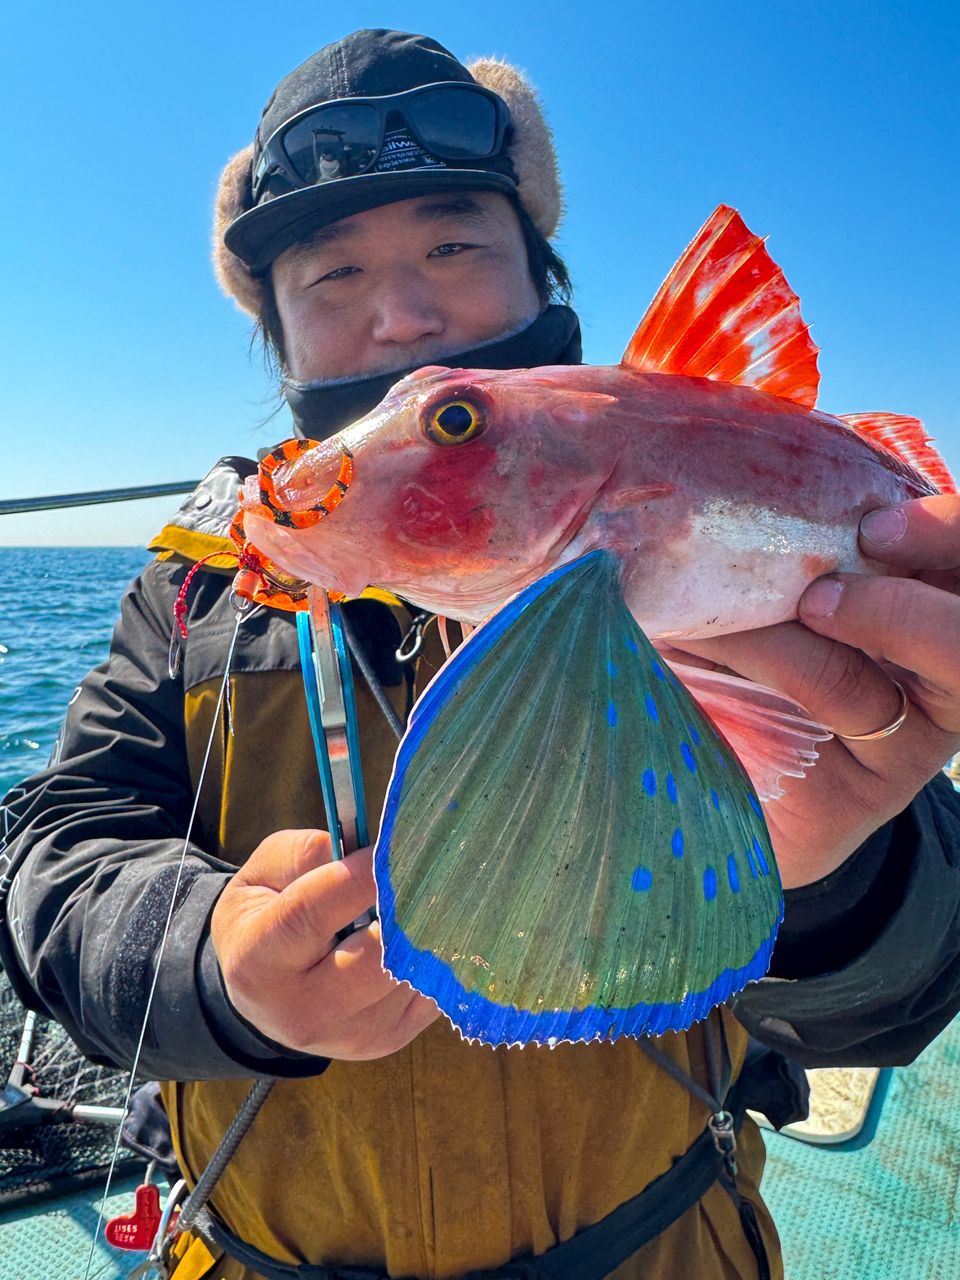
[104,1183,163,1250]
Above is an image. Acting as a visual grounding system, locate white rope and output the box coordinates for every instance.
[82,612,243,1280]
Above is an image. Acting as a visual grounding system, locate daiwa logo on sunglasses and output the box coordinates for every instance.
[376,128,447,172]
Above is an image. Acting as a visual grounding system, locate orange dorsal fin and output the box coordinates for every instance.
[622,204,820,409]
[838,414,957,494]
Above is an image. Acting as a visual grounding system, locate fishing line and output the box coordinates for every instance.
[81,611,244,1280]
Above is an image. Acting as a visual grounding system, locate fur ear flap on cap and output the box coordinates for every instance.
[212,145,263,317]
[468,58,563,240]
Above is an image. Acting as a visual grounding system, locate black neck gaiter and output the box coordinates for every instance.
[283,304,582,441]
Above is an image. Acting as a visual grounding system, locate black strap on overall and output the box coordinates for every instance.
[193,1021,789,1280]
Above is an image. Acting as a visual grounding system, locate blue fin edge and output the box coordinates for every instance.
[379,873,781,1044]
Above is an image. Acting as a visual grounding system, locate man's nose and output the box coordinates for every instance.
[370,272,445,347]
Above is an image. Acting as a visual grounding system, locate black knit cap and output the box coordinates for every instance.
[224,29,518,273]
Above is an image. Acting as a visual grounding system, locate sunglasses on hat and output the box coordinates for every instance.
[253,81,512,202]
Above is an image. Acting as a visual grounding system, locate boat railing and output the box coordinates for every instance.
[0,481,200,518]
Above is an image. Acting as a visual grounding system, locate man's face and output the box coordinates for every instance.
[270,191,541,382]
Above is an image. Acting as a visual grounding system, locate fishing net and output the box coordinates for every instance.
[0,966,141,1208]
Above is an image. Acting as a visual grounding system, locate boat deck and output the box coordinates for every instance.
[2,1013,957,1279]
[762,1011,960,1279]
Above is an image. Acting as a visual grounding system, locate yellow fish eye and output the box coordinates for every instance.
[425,399,485,445]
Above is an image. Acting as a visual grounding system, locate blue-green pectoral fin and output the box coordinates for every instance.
[375,550,782,1046]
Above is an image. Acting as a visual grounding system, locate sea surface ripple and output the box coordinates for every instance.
[0,547,151,796]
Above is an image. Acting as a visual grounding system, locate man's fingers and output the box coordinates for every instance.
[674,621,934,758]
[266,849,377,968]
[859,494,960,571]
[315,982,440,1060]
[212,830,441,1060]
[283,925,392,1020]
[234,828,336,893]
[799,574,960,733]
[282,934,440,1058]
[389,989,441,1048]
[267,965,437,1058]
[312,921,393,1006]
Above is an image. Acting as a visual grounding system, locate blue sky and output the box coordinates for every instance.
[2,0,957,545]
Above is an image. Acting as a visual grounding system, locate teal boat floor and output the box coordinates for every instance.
[1,1017,958,1278]
[0,1172,153,1279]
[761,1012,960,1278]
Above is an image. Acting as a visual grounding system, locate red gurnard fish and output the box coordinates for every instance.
[236,204,955,801]
[232,207,956,1046]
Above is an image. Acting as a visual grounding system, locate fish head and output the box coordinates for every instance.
[240,365,624,620]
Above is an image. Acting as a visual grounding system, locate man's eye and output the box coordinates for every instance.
[312,265,361,285]
[429,243,473,258]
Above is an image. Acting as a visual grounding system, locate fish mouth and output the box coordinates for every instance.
[262,442,355,521]
[240,502,373,598]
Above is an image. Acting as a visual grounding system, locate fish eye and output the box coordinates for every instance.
[423,399,485,446]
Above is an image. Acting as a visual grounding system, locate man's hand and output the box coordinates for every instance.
[210,828,439,1059]
[665,494,960,889]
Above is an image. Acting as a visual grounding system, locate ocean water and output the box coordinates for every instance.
[0,547,151,796]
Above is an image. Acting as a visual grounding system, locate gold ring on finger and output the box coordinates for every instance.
[835,679,909,742]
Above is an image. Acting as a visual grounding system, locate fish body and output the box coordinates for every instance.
[242,360,935,638]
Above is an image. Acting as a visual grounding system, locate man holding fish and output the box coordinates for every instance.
[2,27,959,1280]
